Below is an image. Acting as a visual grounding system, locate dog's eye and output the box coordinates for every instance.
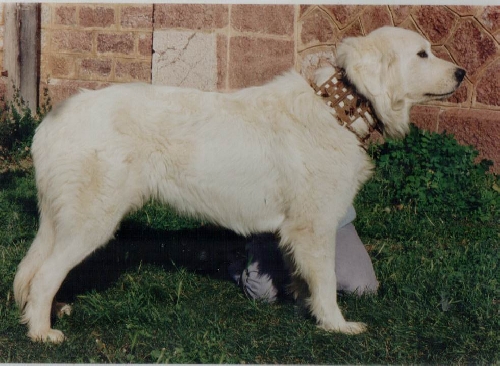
[417,50,428,58]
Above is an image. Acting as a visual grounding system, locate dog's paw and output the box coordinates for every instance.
[319,321,367,335]
[29,328,65,344]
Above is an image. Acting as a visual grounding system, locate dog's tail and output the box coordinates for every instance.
[13,209,56,318]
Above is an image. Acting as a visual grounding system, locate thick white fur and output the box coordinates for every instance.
[14,27,464,343]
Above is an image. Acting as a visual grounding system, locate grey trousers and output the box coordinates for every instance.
[233,222,379,302]
[335,223,379,295]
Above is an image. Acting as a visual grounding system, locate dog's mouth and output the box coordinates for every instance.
[424,81,462,100]
[424,90,456,100]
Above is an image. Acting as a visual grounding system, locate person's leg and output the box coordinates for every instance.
[335,223,379,295]
[232,223,378,301]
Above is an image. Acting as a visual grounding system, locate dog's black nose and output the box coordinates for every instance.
[455,68,466,82]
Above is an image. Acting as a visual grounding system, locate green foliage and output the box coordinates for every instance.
[366,124,499,222]
[0,89,51,172]
[125,200,204,232]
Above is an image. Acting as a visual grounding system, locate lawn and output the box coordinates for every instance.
[0,126,498,363]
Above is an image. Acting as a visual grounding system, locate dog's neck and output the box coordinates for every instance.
[312,67,382,148]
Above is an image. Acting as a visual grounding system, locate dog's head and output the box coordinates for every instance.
[335,26,466,139]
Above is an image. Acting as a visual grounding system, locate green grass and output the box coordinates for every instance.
[1,123,499,363]
[0,170,498,363]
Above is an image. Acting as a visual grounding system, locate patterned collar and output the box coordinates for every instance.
[312,67,382,148]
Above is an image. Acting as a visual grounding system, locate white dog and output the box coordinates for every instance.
[14,26,465,343]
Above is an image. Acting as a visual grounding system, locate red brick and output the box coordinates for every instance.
[229,36,294,89]
[300,5,313,17]
[41,80,111,106]
[231,5,294,36]
[413,6,457,44]
[121,5,153,29]
[432,45,454,62]
[389,5,413,25]
[49,55,75,78]
[410,105,440,132]
[79,6,115,28]
[398,18,420,33]
[324,5,365,28]
[476,60,500,107]
[300,8,336,46]
[446,80,470,105]
[138,33,153,58]
[97,33,134,55]
[478,6,500,34]
[360,6,393,34]
[79,58,112,81]
[115,60,151,82]
[154,4,228,30]
[447,5,478,16]
[54,5,77,26]
[339,20,363,39]
[52,30,93,53]
[438,108,500,172]
[447,19,498,79]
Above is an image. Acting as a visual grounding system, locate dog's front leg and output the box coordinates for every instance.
[280,221,367,335]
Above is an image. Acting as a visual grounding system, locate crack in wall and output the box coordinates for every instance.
[152,30,217,90]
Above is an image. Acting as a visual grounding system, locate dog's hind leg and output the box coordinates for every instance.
[280,218,367,335]
[21,216,122,343]
[14,212,56,315]
[21,188,136,343]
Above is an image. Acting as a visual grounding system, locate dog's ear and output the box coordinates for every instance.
[382,52,412,138]
[337,34,411,139]
[373,52,411,138]
[336,37,385,97]
[384,53,406,111]
[337,36,404,106]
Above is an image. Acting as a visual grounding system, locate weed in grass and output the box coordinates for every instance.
[0,88,51,173]
[364,124,499,223]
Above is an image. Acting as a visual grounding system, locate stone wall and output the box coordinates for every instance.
[0,4,498,171]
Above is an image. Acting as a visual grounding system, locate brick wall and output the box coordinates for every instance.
[0,4,498,171]
[38,3,153,104]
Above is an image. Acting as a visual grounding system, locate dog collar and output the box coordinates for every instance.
[312,67,382,147]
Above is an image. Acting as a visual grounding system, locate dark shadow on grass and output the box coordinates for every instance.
[57,223,248,303]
